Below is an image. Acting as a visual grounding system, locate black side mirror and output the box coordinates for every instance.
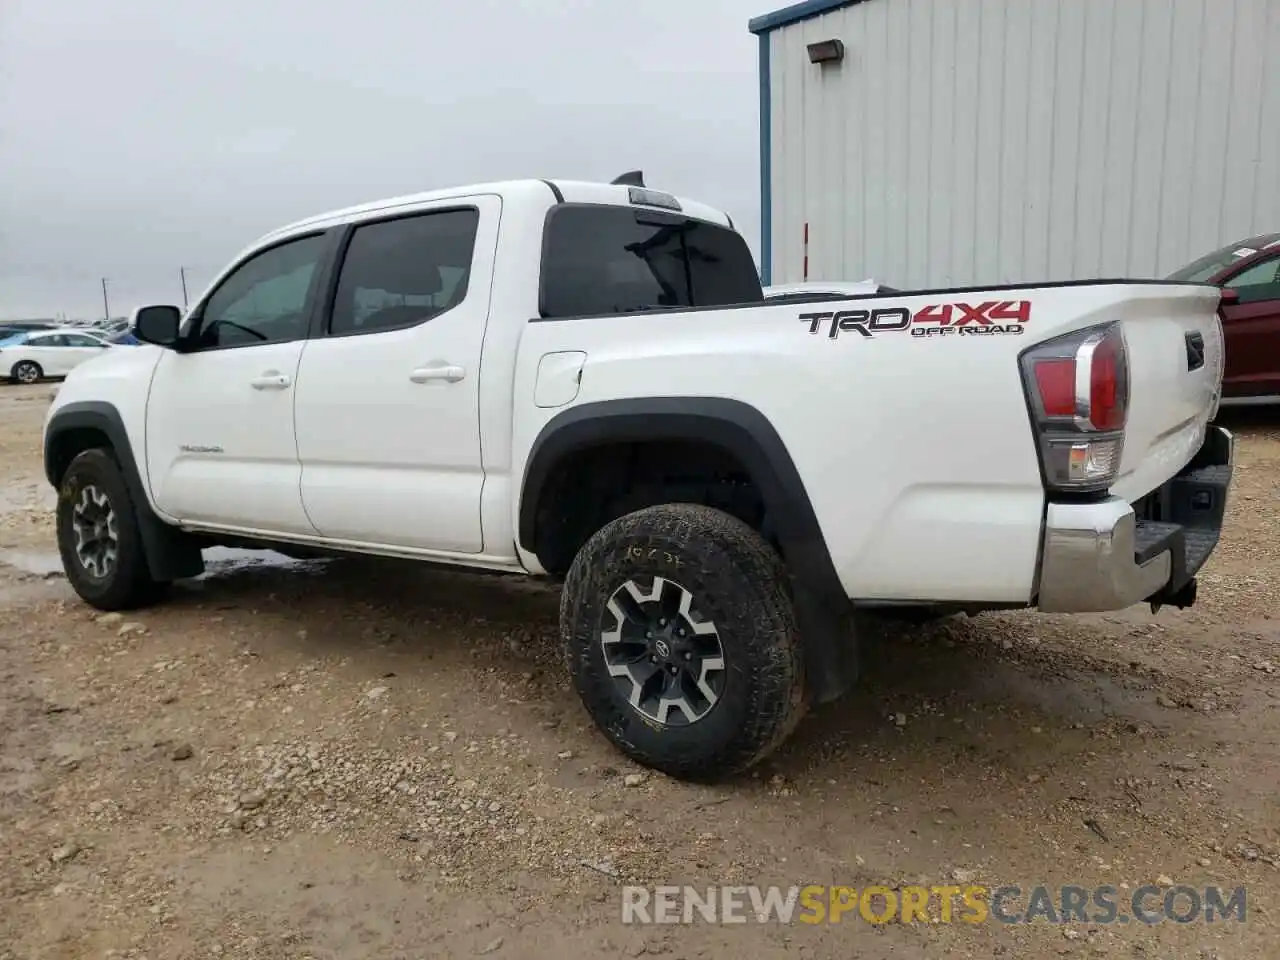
[133,305,182,347]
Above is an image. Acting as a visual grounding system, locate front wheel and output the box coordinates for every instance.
[12,361,42,384]
[56,448,169,610]
[561,503,807,781]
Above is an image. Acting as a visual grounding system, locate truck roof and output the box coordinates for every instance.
[255,178,735,249]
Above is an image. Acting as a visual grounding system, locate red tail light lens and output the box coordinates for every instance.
[1033,358,1076,417]
[1089,333,1124,430]
[1020,323,1129,493]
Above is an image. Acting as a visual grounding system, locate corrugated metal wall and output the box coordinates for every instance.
[767,0,1280,287]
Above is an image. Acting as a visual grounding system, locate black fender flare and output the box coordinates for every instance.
[519,397,856,702]
[44,401,204,581]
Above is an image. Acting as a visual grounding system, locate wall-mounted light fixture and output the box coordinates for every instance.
[806,38,845,64]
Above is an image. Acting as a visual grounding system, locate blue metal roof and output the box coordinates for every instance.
[748,0,868,35]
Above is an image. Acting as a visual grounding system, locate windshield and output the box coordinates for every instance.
[1166,236,1280,282]
[539,204,762,318]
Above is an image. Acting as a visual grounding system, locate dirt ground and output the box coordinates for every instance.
[0,382,1276,960]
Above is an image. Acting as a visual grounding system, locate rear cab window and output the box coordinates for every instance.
[539,204,762,318]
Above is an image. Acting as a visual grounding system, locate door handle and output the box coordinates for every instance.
[250,372,291,390]
[410,364,466,384]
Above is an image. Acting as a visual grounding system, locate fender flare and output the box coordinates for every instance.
[44,401,204,581]
[519,397,856,702]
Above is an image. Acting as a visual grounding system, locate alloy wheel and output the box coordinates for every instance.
[599,576,726,725]
[71,484,118,579]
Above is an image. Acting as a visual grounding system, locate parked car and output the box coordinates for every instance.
[0,320,59,339]
[43,175,1233,781]
[1166,233,1280,405]
[2,329,115,383]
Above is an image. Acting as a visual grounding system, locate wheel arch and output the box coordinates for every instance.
[44,401,203,581]
[519,397,856,702]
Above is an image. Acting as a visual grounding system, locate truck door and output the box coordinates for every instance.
[145,232,329,534]
[293,196,499,552]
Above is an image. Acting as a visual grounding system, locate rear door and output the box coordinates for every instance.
[293,197,499,552]
[1217,252,1280,398]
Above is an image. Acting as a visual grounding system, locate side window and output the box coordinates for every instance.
[539,205,762,318]
[1228,256,1280,305]
[329,208,480,337]
[192,234,327,350]
[64,334,103,347]
[30,335,64,347]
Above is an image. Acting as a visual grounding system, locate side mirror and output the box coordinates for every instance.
[1219,288,1240,307]
[133,305,182,347]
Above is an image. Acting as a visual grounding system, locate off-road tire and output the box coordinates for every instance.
[56,448,169,610]
[12,361,42,384]
[561,503,807,781]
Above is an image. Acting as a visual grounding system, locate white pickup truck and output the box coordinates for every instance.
[43,174,1234,780]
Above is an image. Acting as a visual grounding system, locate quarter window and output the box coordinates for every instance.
[329,209,480,337]
[192,234,327,349]
[64,334,104,347]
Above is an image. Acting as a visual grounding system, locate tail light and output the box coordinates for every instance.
[1019,323,1129,493]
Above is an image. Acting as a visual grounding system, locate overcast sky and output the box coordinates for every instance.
[0,0,765,319]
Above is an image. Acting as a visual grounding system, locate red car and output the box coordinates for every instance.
[1167,233,1280,405]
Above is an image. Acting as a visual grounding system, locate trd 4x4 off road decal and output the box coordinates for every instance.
[801,300,1031,340]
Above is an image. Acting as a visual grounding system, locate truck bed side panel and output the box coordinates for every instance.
[511,282,1223,605]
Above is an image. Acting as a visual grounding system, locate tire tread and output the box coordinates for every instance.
[56,447,168,611]
[561,503,807,781]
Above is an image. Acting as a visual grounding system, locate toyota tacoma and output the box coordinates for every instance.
[44,174,1234,780]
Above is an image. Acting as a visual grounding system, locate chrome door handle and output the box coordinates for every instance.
[410,364,466,384]
[250,373,291,390]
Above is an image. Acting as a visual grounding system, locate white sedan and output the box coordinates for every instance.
[1,329,118,384]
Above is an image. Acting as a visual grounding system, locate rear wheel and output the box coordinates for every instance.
[12,361,41,384]
[56,448,169,610]
[561,503,807,781]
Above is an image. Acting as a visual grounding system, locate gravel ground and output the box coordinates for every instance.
[0,382,1277,959]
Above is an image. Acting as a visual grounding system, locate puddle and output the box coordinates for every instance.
[0,549,64,577]
[0,546,329,581]
[0,485,56,516]
[199,546,330,579]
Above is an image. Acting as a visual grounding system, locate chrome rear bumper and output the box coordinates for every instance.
[1037,426,1234,614]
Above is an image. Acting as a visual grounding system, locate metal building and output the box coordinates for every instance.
[749,0,1280,287]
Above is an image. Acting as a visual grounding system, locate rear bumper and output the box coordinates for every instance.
[1037,426,1234,613]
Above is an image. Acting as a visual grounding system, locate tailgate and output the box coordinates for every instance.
[1109,283,1224,502]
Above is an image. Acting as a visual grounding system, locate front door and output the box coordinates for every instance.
[293,197,499,552]
[1220,252,1280,398]
[145,232,330,534]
